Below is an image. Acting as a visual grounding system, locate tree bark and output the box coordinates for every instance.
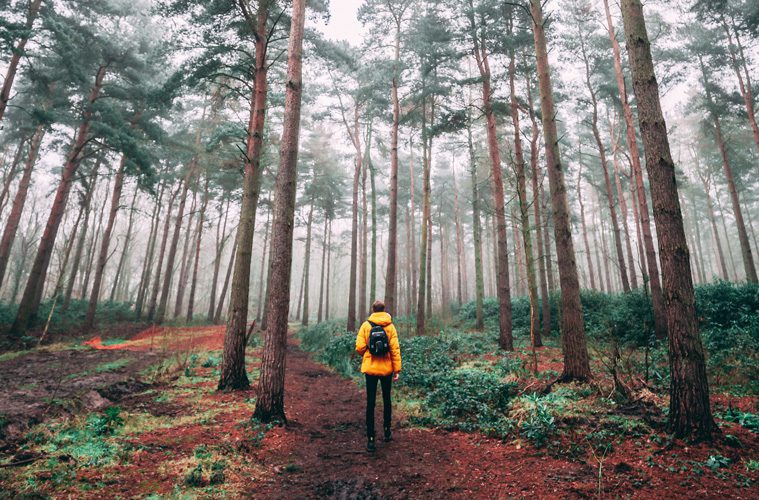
[526,73,552,338]
[577,160,596,290]
[215,229,238,324]
[219,0,272,390]
[10,64,107,337]
[155,169,193,324]
[0,138,27,218]
[256,207,271,323]
[469,11,512,349]
[301,200,314,325]
[136,179,166,318]
[174,190,198,319]
[698,55,757,282]
[602,0,666,337]
[110,188,138,301]
[384,19,402,315]
[610,118,639,289]
[621,0,715,439]
[508,47,541,347]
[187,175,210,321]
[148,183,179,320]
[253,0,306,423]
[578,34,630,291]
[416,96,431,336]
[85,154,127,331]
[208,196,230,322]
[317,215,328,323]
[530,0,590,380]
[0,125,44,289]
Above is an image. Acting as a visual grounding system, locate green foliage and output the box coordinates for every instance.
[425,368,515,437]
[397,335,456,388]
[719,408,759,433]
[0,299,135,340]
[299,320,347,353]
[705,454,731,471]
[514,394,558,448]
[43,407,126,466]
[319,333,360,378]
[86,407,124,436]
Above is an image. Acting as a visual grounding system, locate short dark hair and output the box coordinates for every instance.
[372,300,385,312]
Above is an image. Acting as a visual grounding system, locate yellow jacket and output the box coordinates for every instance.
[355,312,402,376]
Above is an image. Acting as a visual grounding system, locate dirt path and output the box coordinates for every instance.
[3,327,755,498]
[248,338,563,498]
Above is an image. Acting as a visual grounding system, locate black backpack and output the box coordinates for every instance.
[367,321,390,356]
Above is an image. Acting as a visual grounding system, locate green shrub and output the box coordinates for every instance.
[319,332,360,378]
[397,335,455,389]
[426,368,515,436]
[299,320,347,353]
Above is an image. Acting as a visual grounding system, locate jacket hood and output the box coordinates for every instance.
[367,311,392,326]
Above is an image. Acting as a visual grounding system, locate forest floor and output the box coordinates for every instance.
[0,325,757,498]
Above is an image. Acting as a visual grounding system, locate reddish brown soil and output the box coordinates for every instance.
[2,326,757,498]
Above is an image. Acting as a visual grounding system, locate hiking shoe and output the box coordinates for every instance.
[384,427,392,442]
[367,436,376,452]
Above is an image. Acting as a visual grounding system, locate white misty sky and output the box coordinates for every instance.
[315,0,365,42]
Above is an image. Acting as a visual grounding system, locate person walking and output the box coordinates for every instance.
[355,300,402,452]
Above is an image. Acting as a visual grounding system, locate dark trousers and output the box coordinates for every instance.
[365,374,392,437]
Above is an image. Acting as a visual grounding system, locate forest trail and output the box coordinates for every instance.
[1,325,753,498]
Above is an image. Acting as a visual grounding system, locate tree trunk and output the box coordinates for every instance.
[715,194,738,281]
[698,55,757,282]
[385,20,401,314]
[359,154,368,317]
[148,184,179,320]
[621,0,715,439]
[215,229,238,324]
[253,0,306,423]
[155,169,193,324]
[346,106,362,333]
[471,22,513,350]
[208,197,230,322]
[80,175,111,303]
[219,0,272,390]
[576,163,596,290]
[409,142,417,314]
[368,129,378,305]
[721,17,759,156]
[317,216,328,323]
[110,188,138,301]
[509,48,541,348]
[579,36,630,292]
[0,125,44,288]
[0,138,27,220]
[452,164,465,306]
[301,200,314,325]
[0,0,43,123]
[325,219,332,321]
[256,207,271,322]
[63,166,99,311]
[174,190,198,319]
[525,74,552,338]
[610,120,639,289]
[85,154,127,331]
[187,175,210,321]
[136,180,166,318]
[10,64,106,337]
[416,96,431,336]
[530,0,590,380]
[602,0,666,337]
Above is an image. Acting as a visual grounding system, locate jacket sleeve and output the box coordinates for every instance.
[389,325,402,373]
[355,323,368,355]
